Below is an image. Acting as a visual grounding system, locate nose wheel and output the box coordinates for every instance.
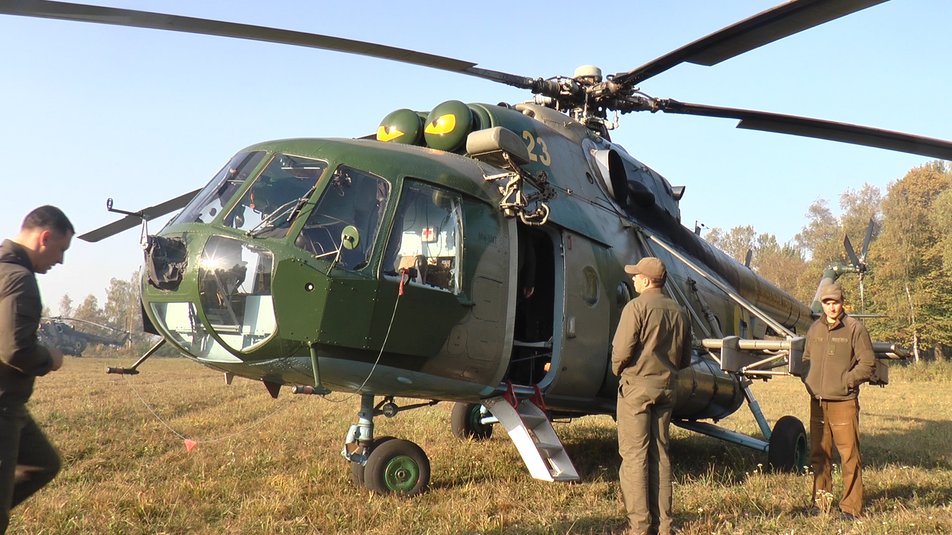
[350,435,395,487]
[343,394,432,495]
[363,439,431,495]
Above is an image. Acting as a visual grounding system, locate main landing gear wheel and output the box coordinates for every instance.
[768,415,808,473]
[364,439,431,496]
[350,435,396,487]
[450,402,493,440]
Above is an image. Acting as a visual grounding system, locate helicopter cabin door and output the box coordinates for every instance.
[545,228,611,402]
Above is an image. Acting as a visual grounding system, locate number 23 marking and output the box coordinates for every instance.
[522,131,552,166]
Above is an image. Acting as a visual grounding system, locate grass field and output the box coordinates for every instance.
[8,357,952,534]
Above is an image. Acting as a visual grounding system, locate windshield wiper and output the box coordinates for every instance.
[247,181,321,237]
[247,199,301,237]
[286,183,320,225]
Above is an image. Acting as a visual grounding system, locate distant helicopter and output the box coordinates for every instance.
[2,0,938,496]
[37,317,128,357]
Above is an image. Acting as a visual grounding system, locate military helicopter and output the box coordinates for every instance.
[37,317,129,357]
[2,0,944,496]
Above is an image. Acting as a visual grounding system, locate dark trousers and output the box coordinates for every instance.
[617,375,675,535]
[0,405,61,533]
[810,398,863,516]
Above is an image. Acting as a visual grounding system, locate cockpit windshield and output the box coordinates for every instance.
[171,151,328,236]
[226,154,328,237]
[174,151,266,226]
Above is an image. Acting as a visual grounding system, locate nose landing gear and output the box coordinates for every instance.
[341,393,435,496]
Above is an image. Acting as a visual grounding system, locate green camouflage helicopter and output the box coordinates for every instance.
[3,0,946,496]
[37,317,129,357]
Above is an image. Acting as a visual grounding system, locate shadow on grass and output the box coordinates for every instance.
[862,412,952,469]
[868,481,952,509]
[562,424,765,484]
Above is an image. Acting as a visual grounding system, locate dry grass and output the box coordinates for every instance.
[8,357,951,534]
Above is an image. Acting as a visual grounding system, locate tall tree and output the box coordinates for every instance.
[704,226,806,298]
[72,294,108,330]
[865,162,952,359]
[58,294,73,318]
[103,271,150,346]
[749,234,807,299]
[794,199,838,261]
[704,226,756,262]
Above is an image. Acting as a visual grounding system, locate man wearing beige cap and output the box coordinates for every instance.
[612,257,692,535]
[802,281,876,520]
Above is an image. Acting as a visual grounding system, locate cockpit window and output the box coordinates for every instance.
[197,236,277,353]
[383,180,462,292]
[293,165,389,270]
[174,151,266,225]
[226,154,329,237]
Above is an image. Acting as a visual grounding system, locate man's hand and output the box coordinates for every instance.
[49,348,64,371]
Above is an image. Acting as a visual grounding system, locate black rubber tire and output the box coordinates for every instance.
[450,402,493,440]
[349,435,396,487]
[364,439,431,496]
[768,415,808,473]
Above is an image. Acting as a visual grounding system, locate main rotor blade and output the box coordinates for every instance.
[655,100,952,161]
[613,0,887,87]
[0,0,536,90]
[78,188,201,242]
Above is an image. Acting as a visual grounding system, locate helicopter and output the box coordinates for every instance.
[1,1,944,496]
[36,317,129,357]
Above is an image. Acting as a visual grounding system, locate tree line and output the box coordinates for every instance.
[53,270,162,356]
[705,160,952,361]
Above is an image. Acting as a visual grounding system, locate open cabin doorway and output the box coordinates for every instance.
[505,223,555,386]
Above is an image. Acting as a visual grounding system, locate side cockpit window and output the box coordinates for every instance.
[383,180,462,293]
[294,165,390,270]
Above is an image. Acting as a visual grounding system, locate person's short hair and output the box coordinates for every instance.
[21,205,74,236]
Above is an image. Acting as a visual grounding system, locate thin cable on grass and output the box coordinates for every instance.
[121,374,297,446]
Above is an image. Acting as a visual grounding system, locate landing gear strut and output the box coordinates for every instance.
[342,394,435,496]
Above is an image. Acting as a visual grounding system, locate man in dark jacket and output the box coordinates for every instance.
[612,257,692,535]
[0,206,73,533]
[802,281,875,520]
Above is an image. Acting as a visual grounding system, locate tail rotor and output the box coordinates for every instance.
[843,219,876,311]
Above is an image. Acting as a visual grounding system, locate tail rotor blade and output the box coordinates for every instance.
[860,219,876,262]
[844,235,861,268]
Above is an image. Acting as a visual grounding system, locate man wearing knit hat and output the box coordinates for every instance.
[802,281,876,520]
[612,256,692,535]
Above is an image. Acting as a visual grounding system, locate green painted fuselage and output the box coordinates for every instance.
[141,101,814,421]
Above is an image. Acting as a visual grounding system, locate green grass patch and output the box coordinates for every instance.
[7,357,951,534]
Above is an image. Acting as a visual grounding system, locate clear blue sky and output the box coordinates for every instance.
[0,0,947,312]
